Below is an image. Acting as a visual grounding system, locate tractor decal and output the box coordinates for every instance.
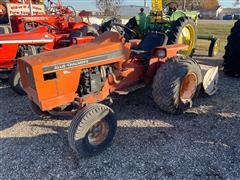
[42,50,124,72]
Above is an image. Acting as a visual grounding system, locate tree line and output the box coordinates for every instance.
[96,0,239,16]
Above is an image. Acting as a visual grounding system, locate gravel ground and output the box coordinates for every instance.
[0,53,240,179]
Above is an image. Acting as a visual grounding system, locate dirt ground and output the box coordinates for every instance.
[0,52,239,179]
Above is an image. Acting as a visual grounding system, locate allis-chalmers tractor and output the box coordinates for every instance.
[223,20,240,77]
[19,21,218,156]
[0,4,98,95]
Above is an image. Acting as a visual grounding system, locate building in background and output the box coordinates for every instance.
[200,6,223,19]
[118,5,150,17]
[219,8,240,19]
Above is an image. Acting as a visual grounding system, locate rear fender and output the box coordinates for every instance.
[145,44,188,84]
[153,44,189,60]
[170,10,199,22]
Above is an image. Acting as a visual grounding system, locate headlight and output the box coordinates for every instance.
[155,49,166,58]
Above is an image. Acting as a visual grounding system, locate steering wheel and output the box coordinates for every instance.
[105,22,137,41]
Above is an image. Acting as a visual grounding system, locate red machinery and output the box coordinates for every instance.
[0,6,99,95]
[0,0,44,24]
[0,0,76,34]
[46,0,76,19]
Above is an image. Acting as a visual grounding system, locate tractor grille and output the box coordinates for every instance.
[24,63,36,90]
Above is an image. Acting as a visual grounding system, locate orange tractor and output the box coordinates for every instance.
[19,23,218,156]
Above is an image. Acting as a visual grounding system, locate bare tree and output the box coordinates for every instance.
[163,0,201,10]
[96,0,124,16]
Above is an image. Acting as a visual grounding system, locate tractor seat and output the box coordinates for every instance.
[131,33,168,60]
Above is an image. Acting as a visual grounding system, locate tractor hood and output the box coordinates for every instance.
[0,26,54,44]
[19,31,131,111]
[21,31,131,71]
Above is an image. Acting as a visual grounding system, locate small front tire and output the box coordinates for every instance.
[68,103,117,157]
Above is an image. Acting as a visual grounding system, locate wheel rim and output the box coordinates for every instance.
[180,73,198,102]
[213,40,220,56]
[87,119,109,146]
[178,24,195,55]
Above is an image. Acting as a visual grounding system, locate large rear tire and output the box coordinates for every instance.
[223,20,240,77]
[9,45,38,95]
[68,103,117,157]
[168,17,197,56]
[9,65,26,95]
[152,56,202,114]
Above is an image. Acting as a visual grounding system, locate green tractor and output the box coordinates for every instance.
[125,1,219,57]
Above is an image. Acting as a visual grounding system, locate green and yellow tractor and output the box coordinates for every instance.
[125,0,220,57]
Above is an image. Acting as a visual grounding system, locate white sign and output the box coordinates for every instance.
[6,3,45,17]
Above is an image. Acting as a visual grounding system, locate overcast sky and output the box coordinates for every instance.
[60,0,238,11]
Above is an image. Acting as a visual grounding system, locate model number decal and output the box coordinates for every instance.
[42,50,123,72]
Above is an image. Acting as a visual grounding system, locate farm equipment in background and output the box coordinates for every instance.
[124,0,220,57]
[223,20,240,77]
[0,10,99,95]
[197,34,220,57]
[46,0,76,21]
[0,0,45,33]
[19,21,218,156]
[0,0,77,34]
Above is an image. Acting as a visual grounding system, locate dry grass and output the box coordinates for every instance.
[196,20,236,52]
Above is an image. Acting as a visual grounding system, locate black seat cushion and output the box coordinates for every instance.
[131,33,168,59]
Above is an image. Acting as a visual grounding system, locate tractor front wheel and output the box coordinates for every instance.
[168,17,197,56]
[152,56,202,114]
[68,103,117,157]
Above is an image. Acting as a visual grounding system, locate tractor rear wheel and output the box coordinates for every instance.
[9,45,38,95]
[168,17,197,56]
[8,65,26,95]
[68,103,117,157]
[152,56,202,114]
[223,20,240,77]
